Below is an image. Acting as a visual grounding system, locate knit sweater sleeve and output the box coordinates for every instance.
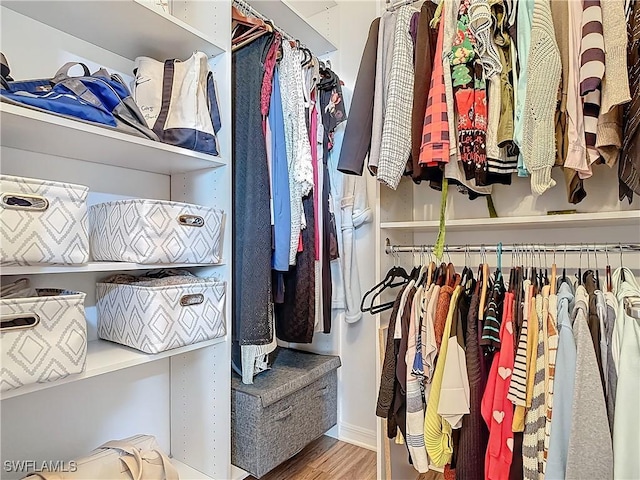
[522,0,561,196]
[600,0,631,113]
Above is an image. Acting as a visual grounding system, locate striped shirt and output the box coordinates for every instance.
[580,0,606,163]
[523,294,547,480]
[481,272,506,350]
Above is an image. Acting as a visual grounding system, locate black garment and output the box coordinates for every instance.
[275,194,316,343]
[337,18,380,175]
[457,285,489,480]
[391,286,417,440]
[509,432,525,480]
[232,34,274,348]
[318,68,347,334]
[584,270,605,388]
[411,2,439,183]
[376,286,408,437]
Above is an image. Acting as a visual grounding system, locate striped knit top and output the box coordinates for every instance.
[522,294,547,480]
[481,272,506,350]
[580,0,606,162]
[508,283,532,408]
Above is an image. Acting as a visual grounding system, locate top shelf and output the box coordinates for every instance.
[245,0,337,55]
[380,210,640,231]
[2,0,225,60]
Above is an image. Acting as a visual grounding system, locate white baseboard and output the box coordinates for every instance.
[338,422,377,451]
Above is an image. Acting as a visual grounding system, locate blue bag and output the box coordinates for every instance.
[1,58,158,141]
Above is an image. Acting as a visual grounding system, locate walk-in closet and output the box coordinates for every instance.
[1,1,638,479]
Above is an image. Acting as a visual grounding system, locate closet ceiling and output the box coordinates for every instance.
[287,0,338,18]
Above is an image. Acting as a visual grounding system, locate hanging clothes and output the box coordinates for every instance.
[457,279,489,480]
[377,283,411,438]
[565,284,613,480]
[318,67,347,333]
[481,290,516,480]
[411,1,439,183]
[546,281,577,480]
[611,267,640,479]
[377,5,418,189]
[337,18,380,175]
[424,286,463,468]
[232,33,275,359]
[619,1,640,202]
[406,281,431,473]
[369,10,398,174]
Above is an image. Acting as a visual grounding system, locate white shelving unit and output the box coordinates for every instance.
[0,2,232,480]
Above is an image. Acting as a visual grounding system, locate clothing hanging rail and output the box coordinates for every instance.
[384,239,640,255]
[233,0,308,50]
[385,0,435,11]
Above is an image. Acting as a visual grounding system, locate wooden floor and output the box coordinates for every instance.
[247,435,376,480]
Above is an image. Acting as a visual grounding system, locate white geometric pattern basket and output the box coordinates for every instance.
[1,290,87,392]
[96,280,226,354]
[0,175,90,266]
[89,199,225,264]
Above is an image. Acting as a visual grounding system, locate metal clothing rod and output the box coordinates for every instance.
[384,239,640,255]
[386,0,435,11]
[386,0,416,11]
[233,0,307,50]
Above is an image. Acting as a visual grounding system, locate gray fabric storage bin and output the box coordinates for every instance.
[231,348,341,478]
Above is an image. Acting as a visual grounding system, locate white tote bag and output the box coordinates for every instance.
[133,51,221,155]
[22,435,179,480]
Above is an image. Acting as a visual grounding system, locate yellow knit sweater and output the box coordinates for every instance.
[424,286,461,467]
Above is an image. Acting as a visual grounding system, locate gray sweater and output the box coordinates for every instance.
[565,285,613,480]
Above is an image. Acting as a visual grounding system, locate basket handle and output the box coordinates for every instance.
[180,294,204,307]
[177,214,204,227]
[0,313,40,332]
[1,193,49,211]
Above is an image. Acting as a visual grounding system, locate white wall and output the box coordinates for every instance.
[301,0,381,451]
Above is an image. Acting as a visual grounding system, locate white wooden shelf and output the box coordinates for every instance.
[1,336,227,400]
[1,262,226,276]
[380,210,640,232]
[2,0,225,60]
[0,104,227,174]
[173,459,215,480]
[245,0,337,54]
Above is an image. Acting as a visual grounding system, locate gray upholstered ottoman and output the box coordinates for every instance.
[231,348,341,478]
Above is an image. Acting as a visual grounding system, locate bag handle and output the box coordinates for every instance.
[99,440,179,480]
[52,62,91,83]
[118,448,180,480]
[99,440,145,480]
[21,474,64,480]
[206,71,222,134]
[152,59,176,137]
[1,52,12,89]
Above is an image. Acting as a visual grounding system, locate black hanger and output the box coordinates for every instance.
[360,255,411,314]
